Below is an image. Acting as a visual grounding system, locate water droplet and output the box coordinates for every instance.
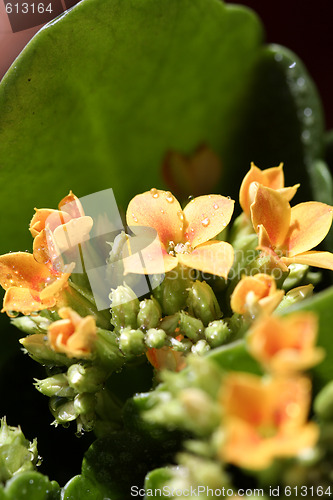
[7,310,19,318]
[188,195,194,201]
[304,107,312,117]
[165,191,174,203]
[213,203,219,210]
[201,217,210,227]
[150,188,159,198]
[160,209,165,214]
[131,213,138,222]
[177,211,184,222]
[227,196,231,200]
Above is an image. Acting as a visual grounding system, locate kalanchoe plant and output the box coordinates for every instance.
[0,160,333,499]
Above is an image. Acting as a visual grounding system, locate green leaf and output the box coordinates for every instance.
[206,339,262,374]
[4,471,59,500]
[61,475,105,500]
[0,0,263,254]
[280,286,333,386]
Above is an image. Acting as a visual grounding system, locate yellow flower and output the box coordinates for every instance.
[0,252,71,316]
[30,191,93,270]
[125,189,235,278]
[219,373,318,470]
[239,162,299,217]
[230,273,284,316]
[246,312,324,374]
[48,307,97,358]
[251,184,333,270]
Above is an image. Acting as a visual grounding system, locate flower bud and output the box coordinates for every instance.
[109,284,139,330]
[67,364,106,393]
[12,315,50,335]
[169,336,192,353]
[119,328,145,356]
[20,334,72,366]
[137,297,161,330]
[204,320,230,348]
[275,285,314,313]
[159,313,180,335]
[191,339,210,355]
[95,328,125,372]
[73,393,96,415]
[145,328,166,349]
[179,312,204,341]
[246,252,289,286]
[187,281,221,326]
[34,374,76,398]
[282,263,309,290]
[152,268,191,315]
[0,417,38,482]
[314,381,333,421]
[49,397,79,424]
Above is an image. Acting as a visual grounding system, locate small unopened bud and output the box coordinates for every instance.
[109,284,139,330]
[0,417,38,482]
[191,339,210,355]
[119,328,145,356]
[282,263,309,290]
[145,328,166,349]
[275,285,314,313]
[34,374,76,398]
[314,381,333,421]
[20,334,72,366]
[169,337,192,353]
[179,312,204,341]
[95,328,125,372]
[159,313,180,335]
[12,315,50,335]
[153,270,191,315]
[187,281,221,326]
[204,320,230,348]
[49,397,79,424]
[74,393,96,415]
[137,297,162,330]
[67,364,105,393]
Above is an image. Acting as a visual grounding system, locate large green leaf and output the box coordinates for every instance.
[0,0,262,254]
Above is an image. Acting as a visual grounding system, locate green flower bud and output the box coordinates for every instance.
[76,413,96,434]
[191,339,210,355]
[247,252,289,287]
[109,284,139,330]
[12,315,50,335]
[67,364,106,393]
[152,267,191,315]
[137,297,162,330]
[73,393,96,415]
[95,328,125,372]
[282,263,309,290]
[187,281,221,326]
[169,337,192,353]
[145,328,166,349]
[159,313,180,335]
[314,381,333,421]
[0,417,38,482]
[179,312,204,341]
[19,334,73,367]
[119,328,145,356]
[275,285,314,313]
[34,374,76,398]
[204,320,230,348]
[49,397,79,424]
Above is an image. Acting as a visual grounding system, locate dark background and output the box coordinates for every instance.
[229,0,333,129]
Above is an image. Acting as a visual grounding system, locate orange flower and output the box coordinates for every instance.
[124,189,235,278]
[239,162,299,217]
[230,273,284,316]
[30,191,93,271]
[0,252,71,316]
[219,373,318,470]
[146,346,187,372]
[251,184,333,270]
[247,312,324,373]
[48,307,97,358]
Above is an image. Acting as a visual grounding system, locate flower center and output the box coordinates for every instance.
[167,241,193,256]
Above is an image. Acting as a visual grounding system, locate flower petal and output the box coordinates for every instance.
[0,252,52,291]
[230,274,283,315]
[126,190,184,247]
[251,185,291,247]
[285,202,333,256]
[177,241,234,279]
[183,195,234,247]
[239,162,284,215]
[282,250,333,270]
[2,287,56,314]
[29,209,71,237]
[123,238,178,275]
[58,191,85,218]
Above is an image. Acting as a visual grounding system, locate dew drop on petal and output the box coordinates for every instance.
[161,209,165,214]
[188,195,194,201]
[213,203,219,210]
[227,196,231,200]
[165,192,174,203]
[132,213,138,222]
[177,211,184,222]
[150,188,159,198]
[201,217,210,227]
